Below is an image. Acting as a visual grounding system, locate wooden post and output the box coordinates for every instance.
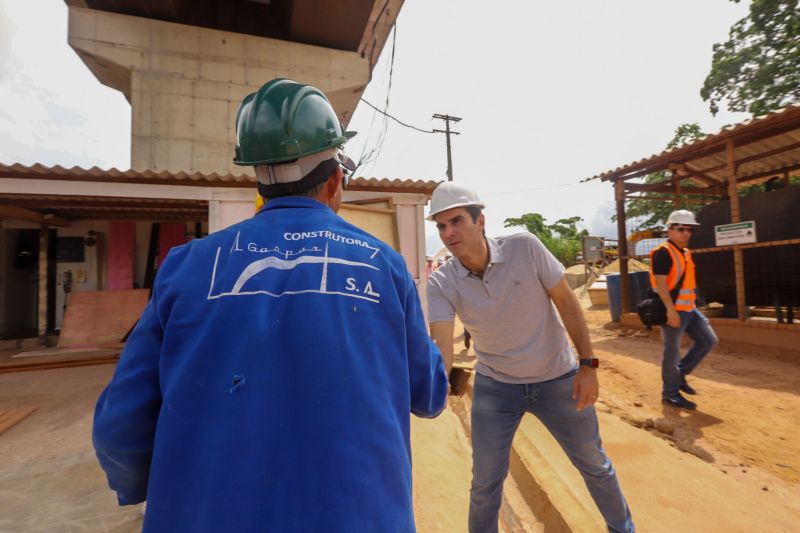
[726,140,746,322]
[37,224,49,346]
[615,180,630,314]
[783,170,790,188]
[673,173,681,207]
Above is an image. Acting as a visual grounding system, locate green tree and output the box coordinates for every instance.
[504,213,588,266]
[623,123,710,231]
[701,0,800,116]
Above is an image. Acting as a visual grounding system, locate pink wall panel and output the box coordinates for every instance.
[157,223,186,267]
[107,222,135,290]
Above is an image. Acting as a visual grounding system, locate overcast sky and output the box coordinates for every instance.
[0,0,751,252]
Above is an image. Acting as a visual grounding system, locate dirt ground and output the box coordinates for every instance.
[2,298,799,531]
[581,303,800,495]
[0,360,540,533]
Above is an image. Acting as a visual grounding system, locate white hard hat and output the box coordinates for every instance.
[427,182,485,221]
[666,209,700,227]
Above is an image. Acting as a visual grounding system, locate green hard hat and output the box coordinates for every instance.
[233,78,354,166]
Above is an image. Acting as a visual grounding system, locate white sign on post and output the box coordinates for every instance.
[714,220,757,246]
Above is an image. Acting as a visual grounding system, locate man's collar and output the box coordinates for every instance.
[486,236,504,264]
[452,236,504,278]
[666,239,687,251]
[259,196,331,213]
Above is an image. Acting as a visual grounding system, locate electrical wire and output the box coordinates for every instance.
[482,182,578,197]
[355,23,398,175]
[358,98,436,134]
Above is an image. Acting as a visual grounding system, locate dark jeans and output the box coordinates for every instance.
[469,370,635,533]
[659,309,718,398]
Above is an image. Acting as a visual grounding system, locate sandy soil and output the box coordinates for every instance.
[582,303,800,496]
[2,305,798,532]
[0,363,529,533]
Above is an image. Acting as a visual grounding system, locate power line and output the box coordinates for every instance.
[355,24,397,174]
[359,98,436,134]
[482,182,578,197]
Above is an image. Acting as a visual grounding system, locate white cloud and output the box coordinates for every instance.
[0,0,130,169]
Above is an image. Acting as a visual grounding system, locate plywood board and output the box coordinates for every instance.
[58,289,149,348]
[339,204,399,251]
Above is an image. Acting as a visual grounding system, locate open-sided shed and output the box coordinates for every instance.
[585,104,800,348]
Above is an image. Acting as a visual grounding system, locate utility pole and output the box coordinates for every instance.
[433,113,461,181]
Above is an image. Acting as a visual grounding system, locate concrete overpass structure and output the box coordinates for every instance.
[64,0,402,174]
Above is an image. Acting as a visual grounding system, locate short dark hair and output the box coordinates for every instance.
[465,205,483,223]
[261,180,326,203]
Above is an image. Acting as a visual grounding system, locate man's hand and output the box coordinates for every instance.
[572,367,599,410]
[666,308,680,328]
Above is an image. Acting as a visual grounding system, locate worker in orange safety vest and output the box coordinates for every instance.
[649,210,718,410]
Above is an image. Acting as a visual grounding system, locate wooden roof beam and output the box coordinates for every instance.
[624,181,715,195]
[688,161,800,193]
[669,163,724,186]
[600,118,800,183]
[0,205,71,226]
[624,194,719,204]
[685,139,800,176]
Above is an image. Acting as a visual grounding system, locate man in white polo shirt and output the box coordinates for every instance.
[427,182,634,533]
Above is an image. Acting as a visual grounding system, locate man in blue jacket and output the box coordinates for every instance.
[93,78,448,532]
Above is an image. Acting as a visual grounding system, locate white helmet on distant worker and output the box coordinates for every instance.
[427,182,485,221]
[666,209,700,227]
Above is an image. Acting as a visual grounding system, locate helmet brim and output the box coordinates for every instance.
[426,201,486,221]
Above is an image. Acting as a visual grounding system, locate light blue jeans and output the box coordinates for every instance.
[469,369,634,533]
[659,308,718,399]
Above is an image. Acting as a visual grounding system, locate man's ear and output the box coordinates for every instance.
[322,168,343,201]
[477,213,485,229]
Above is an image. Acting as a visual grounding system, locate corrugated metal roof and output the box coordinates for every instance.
[0,163,440,194]
[584,104,800,185]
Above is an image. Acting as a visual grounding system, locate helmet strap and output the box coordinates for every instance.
[257,158,339,198]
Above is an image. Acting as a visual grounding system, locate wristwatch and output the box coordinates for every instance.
[579,357,600,368]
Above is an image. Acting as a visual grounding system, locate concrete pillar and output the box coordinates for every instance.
[67,7,369,175]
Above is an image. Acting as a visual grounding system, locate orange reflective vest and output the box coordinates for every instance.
[649,241,696,311]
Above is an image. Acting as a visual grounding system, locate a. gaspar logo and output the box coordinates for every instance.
[206,230,383,303]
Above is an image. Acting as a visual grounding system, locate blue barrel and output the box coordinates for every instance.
[606,271,652,322]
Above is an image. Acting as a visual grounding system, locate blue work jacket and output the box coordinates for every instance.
[93,196,448,532]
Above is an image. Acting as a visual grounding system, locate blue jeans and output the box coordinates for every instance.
[469,369,634,533]
[659,308,718,399]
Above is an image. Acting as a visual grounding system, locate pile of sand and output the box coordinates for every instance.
[602,258,649,273]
